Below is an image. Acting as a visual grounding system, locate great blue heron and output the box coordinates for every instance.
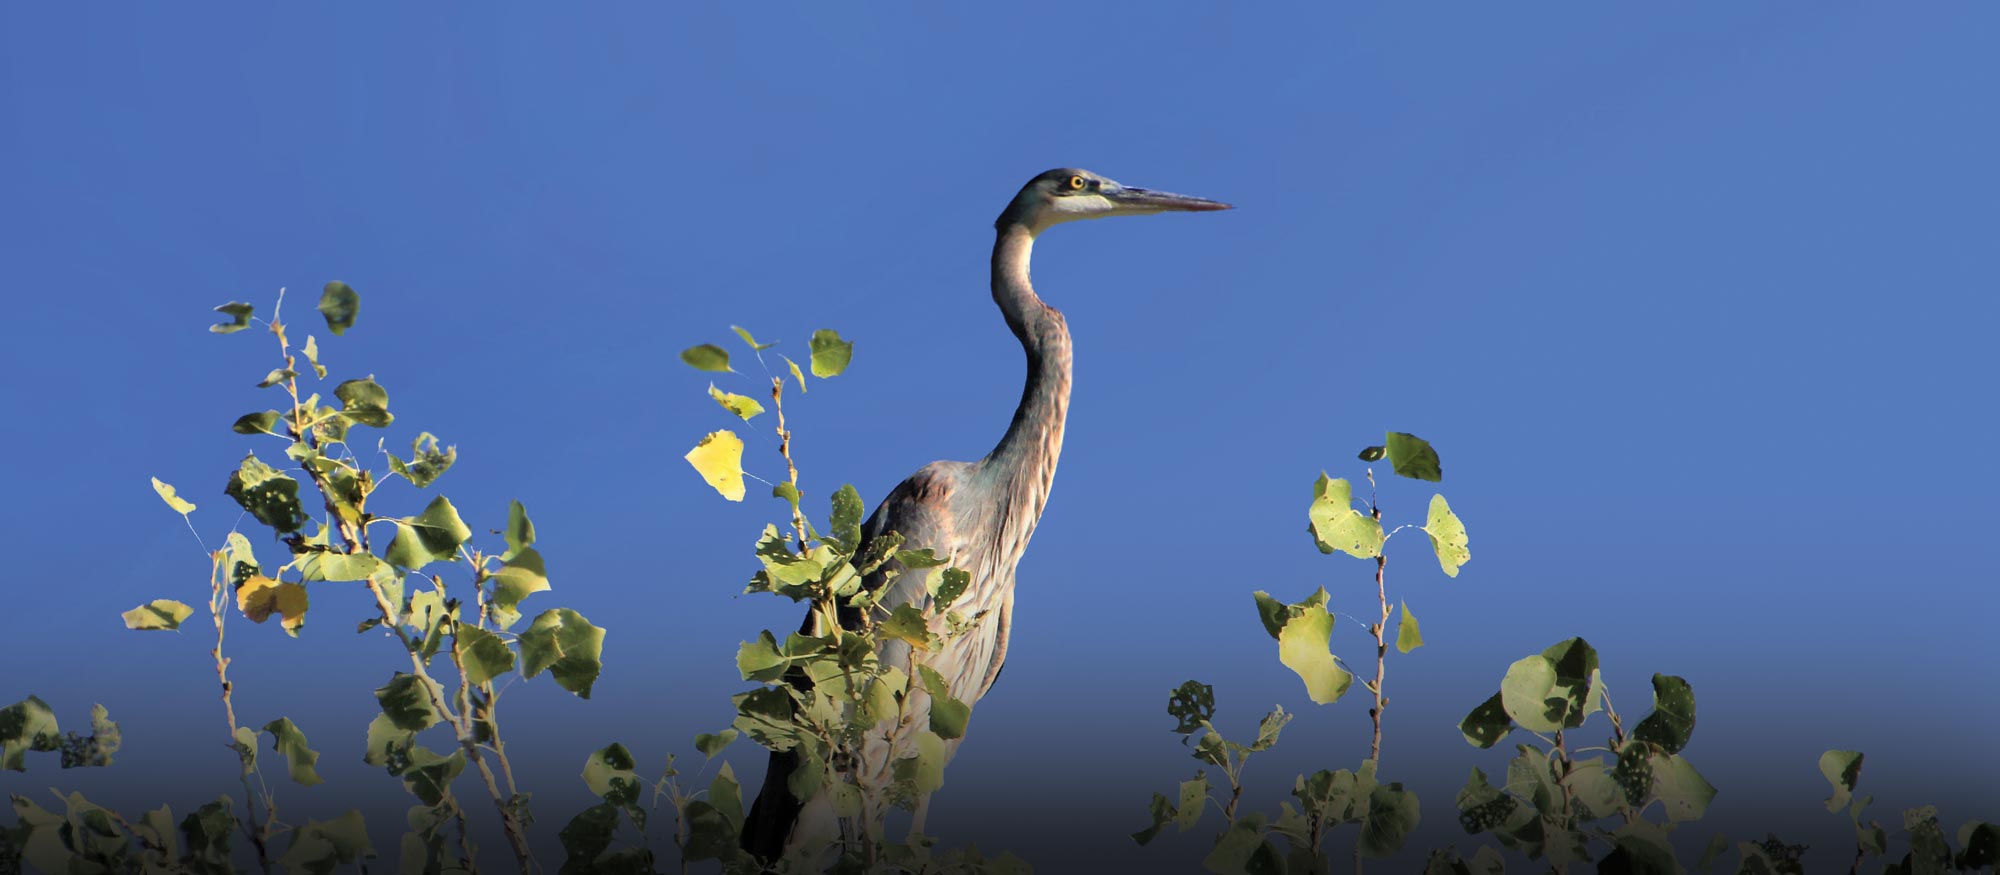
[742,168,1231,861]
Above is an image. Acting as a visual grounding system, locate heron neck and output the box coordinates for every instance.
[979,225,1073,523]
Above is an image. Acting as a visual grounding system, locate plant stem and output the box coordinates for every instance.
[448,608,535,873]
[209,552,275,875]
[770,377,809,553]
[1368,503,1388,768]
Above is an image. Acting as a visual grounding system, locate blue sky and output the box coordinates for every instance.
[3,3,1994,870]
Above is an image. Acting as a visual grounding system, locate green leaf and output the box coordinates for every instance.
[313,552,384,583]
[210,301,255,334]
[374,673,445,733]
[1631,673,1697,754]
[736,630,789,682]
[122,599,195,631]
[581,743,641,805]
[1540,637,1602,729]
[317,282,359,335]
[707,383,765,420]
[180,797,238,872]
[1458,692,1512,748]
[489,547,550,629]
[257,368,295,388]
[1600,821,1679,875]
[386,432,455,488]
[231,411,283,436]
[731,325,777,351]
[1385,431,1443,481]
[1202,812,1271,874]
[1960,822,2000,869]
[1425,494,1471,578]
[150,476,196,516]
[1358,445,1386,462]
[695,730,738,758]
[1818,749,1864,814]
[1176,773,1208,831]
[1499,655,1565,733]
[680,344,731,372]
[279,810,375,873]
[1274,588,1352,704]
[300,335,326,379]
[809,328,852,377]
[519,607,605,698]
[397,746,466,806]
[1396,600,1424,653]
[224,454,308,533]
[333,378,392,428]
[503,500,536,561]
[1360,783,1421,858]
[1132,793,1176,846]
[384,496,473,569]
[684,430,746,501]
[917,665,971,740]
[880,604,936,651]
[1650,752,1717,822]
[782,355,809,392]
[0,696,60,771]
[456,627,517,685]
[891,730,948,798]
[1308,473,1384,558]
[260,718,324,787]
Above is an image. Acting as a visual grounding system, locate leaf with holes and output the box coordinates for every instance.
[224,454,308,533]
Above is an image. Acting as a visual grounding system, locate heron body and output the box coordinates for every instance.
[743,168,1230,861]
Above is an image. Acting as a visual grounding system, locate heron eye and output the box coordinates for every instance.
[1067,175,1086,191]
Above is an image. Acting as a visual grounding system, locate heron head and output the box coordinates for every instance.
[996,168,1232,234]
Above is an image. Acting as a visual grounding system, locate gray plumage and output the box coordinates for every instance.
[743,168,1230,862]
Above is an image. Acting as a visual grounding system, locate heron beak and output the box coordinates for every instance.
[1104,185,1234,215]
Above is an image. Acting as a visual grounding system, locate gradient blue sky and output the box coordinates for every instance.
[4,3,1994,870]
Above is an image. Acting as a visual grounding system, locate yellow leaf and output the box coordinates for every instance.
[1426,494,1471,578]
[237,575,310,637]
[151,477,195,515]
[708,383,766,421]
[122,599,195,631]
[684,431,746,501]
